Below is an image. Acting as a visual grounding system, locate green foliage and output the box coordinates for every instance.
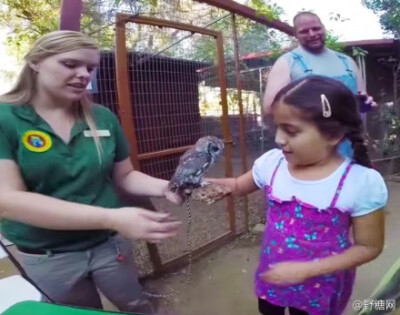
[0,0,287,67]
[323,12,347,52]
[234,1,285,58]
[0,0,122,60]
[0,0,60,60]
[352,47,368,57]
[328,12,350,23]
[249,0,283,20]
[236,21,283,56]
[189,1,285,63]
[362,0,400,156]
[191,36,218,62]
[325,31,343,52]
[363,0,400,37]
[380,107,400,155]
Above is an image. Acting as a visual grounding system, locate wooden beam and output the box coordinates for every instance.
[115,16,141,170]
[231,13,249,232]
[195,0,294,36]
[115,15,163,273]
[116,13,222,38]
[59,0,82,31]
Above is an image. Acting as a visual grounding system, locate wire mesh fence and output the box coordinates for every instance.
[89,0,294,277]
[90,0,399,278]
[122,20,234,275]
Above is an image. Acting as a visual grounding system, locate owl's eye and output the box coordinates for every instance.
[210,145,220,152]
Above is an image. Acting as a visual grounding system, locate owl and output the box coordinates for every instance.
[169,136,224,194]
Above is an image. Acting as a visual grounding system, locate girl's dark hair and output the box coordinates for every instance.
[272,75,372,168]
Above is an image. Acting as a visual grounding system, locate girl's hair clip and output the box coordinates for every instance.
[321,94,332,118]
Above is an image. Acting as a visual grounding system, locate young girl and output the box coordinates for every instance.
[211,75,388,315]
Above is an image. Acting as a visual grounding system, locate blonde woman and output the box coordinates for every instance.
[0,30,182,313]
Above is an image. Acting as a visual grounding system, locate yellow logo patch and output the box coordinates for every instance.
[22,130,52,153]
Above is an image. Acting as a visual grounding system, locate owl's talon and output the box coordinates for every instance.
[201,180,211,187]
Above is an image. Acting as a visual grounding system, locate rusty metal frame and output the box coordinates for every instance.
[195,0,294,35]
[59,0,82,31]
[115,13,236,276]
[231,13,249,232]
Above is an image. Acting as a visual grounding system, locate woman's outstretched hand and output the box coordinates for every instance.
[106,208,182,243]
[163,187,185,205]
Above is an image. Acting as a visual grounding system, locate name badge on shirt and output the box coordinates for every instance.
[84,130,111,137]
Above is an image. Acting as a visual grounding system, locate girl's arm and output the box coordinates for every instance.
[305,209,385,277]
[207,170,259,196]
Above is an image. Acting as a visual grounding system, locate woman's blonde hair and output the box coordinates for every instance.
[0,30,103,161]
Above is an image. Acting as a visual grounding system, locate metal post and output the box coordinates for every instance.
[59,0,83,31]
[259,68,265,154]
[231,13,249,232]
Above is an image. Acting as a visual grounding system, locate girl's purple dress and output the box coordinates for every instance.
[255,158,355,315]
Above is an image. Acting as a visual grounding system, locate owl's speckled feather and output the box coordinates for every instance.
[169,136,224,193]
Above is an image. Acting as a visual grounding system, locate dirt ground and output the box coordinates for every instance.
[1,181,400,315]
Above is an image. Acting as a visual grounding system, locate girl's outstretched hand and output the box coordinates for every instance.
[260,261,312,286]
[106,208,182,243]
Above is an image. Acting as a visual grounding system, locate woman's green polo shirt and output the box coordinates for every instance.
[0,104,130,251]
